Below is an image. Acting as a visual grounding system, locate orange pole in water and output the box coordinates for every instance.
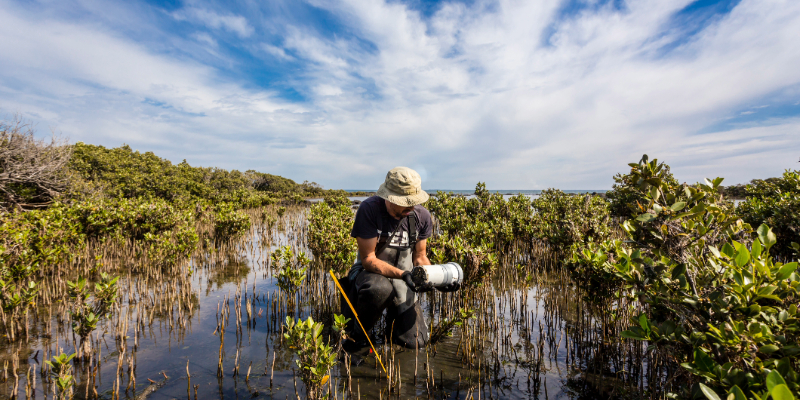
[329,269,387,374]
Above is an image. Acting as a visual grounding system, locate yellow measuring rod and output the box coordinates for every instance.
[329,269,386,374]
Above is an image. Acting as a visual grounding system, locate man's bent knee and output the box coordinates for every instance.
[356,272,394,305]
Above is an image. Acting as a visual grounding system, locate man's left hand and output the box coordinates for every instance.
[437,282,460,293]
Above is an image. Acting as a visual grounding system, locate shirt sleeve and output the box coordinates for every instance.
[350,202,379,239]
[416,206,433,240]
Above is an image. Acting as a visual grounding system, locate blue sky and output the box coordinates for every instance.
[1,0,798,189]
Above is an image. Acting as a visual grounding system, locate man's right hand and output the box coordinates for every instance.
[401,271,419,292]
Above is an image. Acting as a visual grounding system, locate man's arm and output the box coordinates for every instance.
[357,237,406,279]
[413,239,431,267]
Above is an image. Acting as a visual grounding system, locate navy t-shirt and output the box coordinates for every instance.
[350,196,433,251]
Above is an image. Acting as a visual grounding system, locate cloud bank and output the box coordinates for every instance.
[0,0,798,190]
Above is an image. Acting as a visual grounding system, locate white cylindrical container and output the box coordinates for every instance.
[411,262,463,288]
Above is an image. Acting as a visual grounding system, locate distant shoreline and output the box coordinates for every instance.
[343,189,609,194]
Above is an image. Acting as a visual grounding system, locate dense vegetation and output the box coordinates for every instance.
[573,156,799,399]
[318,154,796,399]
[0,120,345,343]
[737,170,800,260]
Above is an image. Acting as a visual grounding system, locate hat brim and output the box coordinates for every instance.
[377,183,430,207]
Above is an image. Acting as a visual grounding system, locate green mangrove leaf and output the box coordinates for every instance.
[699,383,722,400]
[757,224,777,250]
[691,204,707,214]
[734,246,750,268]
[766,370,787,391]
[670,201,686,211]
[694,349,716,373]
[770,384,795,400]
[727,385,746,400]
[722,243,736,259]
[752,239,762,259]
[776,262,798,281]
[639,314,650,332]
[637,213,657,223]
[757,286,777,296]
[621,330,645,340]
[759,344,780,354]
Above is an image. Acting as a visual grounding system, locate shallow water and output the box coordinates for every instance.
[0,208,647,399]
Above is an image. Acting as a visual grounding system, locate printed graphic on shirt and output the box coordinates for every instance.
[387,231,410,249]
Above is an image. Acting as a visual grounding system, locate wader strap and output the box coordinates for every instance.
[408,211,418,247]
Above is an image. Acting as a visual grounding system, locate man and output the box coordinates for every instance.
[343,167,458,353]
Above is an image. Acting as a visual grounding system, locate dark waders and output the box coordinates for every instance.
[338,212,428,350]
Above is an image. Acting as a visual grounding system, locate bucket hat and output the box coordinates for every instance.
[377,167,429,207]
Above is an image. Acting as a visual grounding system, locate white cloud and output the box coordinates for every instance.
[262,43,294,61]
[0,0,799,189]
[192,32,218,48]
[173,7,254,38]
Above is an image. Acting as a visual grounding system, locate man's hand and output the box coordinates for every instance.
[401,272,419,292]
[402,272,434,293]
[437,282,461,293]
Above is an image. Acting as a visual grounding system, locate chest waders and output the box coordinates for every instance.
[340,211,429,349]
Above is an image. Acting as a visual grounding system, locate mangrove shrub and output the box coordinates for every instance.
[307,194,357,274]
[574,155,800,399]
[737,169,800,260]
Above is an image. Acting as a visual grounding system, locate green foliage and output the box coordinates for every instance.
[574,155,800,398]
[272,246,309,295]
[213,203,252,241]
[0,205,84,339]
[613,155,742,261]
[308,194,357,274]
[619,231,799,398]
[284,315,337,399]
[69,198,199,266]
[69,143,276,206]
[430,307,475,344]
[428,183,610,286]
[719,184,749,199]
[531,189,610,253]
[737,170,800,259]
[68,142,329,208]
[68,197,194,241]
[427,183,533,286]
[45,351,75,399]
[606,154,680,219]
[568,239,626,302]
[67,273,119,358]
[331,313,351,352]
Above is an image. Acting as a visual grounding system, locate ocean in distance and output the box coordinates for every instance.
[345,189,608,195]
[316,189,609,203]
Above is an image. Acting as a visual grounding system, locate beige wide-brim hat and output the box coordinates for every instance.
[377,166,430,207]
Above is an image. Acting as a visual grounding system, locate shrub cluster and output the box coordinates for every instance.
[307,193,357,274]
[426,183,533,285]
[0,123,338,341]
[426,183,610,286]
[68,142,317,207]
[531,188,610,253]
[572,155,799,399]
[737,170,800,260]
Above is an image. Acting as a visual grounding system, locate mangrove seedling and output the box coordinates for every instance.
[67,273,119,359]
[331,313,351,353]
[430,307,475,344]
[45,351,75,400]
[272,246,308,296]
[284,315,337,399]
